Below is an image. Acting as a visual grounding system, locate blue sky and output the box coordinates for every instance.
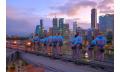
[6,0,114,36]
[7,0,68,17]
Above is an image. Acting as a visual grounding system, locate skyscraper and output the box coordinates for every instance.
[59,18,64,35]
[53,18,58,28]
[52,18,59,34]
[63,23,70,39]
[49,27,53,35]
[40,19,43,31]
[73,22,77,34]
[64,23,69,30]
[76,27,83,35]
[35,25,40,35]
[99,14,114,32]
[91,8,97,29]
[59,18,64,29]
[40,19,44,37]
[43,30,47,35]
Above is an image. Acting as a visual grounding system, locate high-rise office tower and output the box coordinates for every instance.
[91,8,97,29]
[64,23,69,30]
[40,19,44,37]
[59,18,64,29]
[99,14,114,32]
[59,18,64,35]
[40,19,43,31]
[73,22,77,34]
[63,23,70,39]
[76,27,83,35]
[49,27,53,35]
[52,18,59,35]
[43,30,47,35]
[53,18,58,28]
[35,25,40,35]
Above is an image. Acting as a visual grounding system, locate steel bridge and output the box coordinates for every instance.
[6,48,113,72]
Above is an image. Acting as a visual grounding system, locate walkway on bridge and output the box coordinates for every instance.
[21,52,110,72]
[7,48,113,72]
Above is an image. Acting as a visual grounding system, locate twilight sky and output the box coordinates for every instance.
[6,0,114,36]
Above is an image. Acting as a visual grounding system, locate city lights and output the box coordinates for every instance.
[13,41,17,44]
[26,42,31,46]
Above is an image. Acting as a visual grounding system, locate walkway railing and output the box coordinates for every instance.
[6,40,114,64]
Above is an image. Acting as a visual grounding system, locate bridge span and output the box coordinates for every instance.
[6,48,113,72]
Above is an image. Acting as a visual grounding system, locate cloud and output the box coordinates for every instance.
[6,6,40,22]
[99,0,113,5]
[47,12,65,18]
[49,0,114,17]
[99,9,114,14]
[6,6,41,36]
[6,17,35,36]
[50,0,97,17]
[98,0,114,14]
[6,6,54,36]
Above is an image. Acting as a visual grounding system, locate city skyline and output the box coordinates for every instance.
[6,0,114,36]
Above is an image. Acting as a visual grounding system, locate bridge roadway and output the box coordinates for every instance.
[7,48,111,72]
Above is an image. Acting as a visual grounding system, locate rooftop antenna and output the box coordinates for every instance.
[55,13,57,18]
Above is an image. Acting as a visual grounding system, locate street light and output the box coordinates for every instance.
[26,42,32,46]
[13,41,17,45]
[24,41,32,51]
